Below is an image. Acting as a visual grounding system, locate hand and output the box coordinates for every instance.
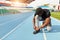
[35,27,40,31]
[34,26,40,31]
[39,25,44,29]
[34,26,36,30]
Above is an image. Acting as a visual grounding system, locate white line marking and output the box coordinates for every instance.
[51,17,60,22]
[0,39,2,40]
[0,15,32,40]
[0,17,20,25]
[0,20,25,40]
[42,29,47,40]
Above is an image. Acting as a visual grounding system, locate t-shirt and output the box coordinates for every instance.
[34,9,51,21]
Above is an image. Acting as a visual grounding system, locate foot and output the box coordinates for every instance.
[47,26,51,32]
[33,29,40,34]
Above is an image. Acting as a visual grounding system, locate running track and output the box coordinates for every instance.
[0,11,60,40]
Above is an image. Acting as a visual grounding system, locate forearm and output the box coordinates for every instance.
[33,15,38,27]
[40,22,49,28]
[33,18,35,26]
[39,17,50,29]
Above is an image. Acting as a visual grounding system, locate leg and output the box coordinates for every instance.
[33,15,40,34]
[42,19,52,32]
[46,19,52,32]
[35,15,39,28]
[34,15,40,31]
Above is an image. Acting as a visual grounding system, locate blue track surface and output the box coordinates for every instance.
[0,11,60,40]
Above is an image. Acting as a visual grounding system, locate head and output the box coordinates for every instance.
[35,8,44,16]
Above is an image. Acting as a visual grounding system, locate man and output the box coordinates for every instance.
[33,8,51,34]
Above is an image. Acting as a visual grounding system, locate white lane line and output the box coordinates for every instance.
[0,39,2,40]
[42,29,47,40]
[0,15,32,40]
[0,17,20,25]
[0,21,25,40]
[51,17,60,22]
[0,17,27,40]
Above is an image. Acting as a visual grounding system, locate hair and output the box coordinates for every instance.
[35,7,44,15]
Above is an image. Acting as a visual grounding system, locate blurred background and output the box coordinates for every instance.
[0,0,60,11]
[0,0,60,19]
[0,0,60,39]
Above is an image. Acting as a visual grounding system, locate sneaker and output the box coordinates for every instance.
[33,29,40,34]
[46,26,51,32]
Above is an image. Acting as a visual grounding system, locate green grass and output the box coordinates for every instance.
[9,9,19,13]
[51,12,60,20]
[0,9,19,15]
[0,9,9,14]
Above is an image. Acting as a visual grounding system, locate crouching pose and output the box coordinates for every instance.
[33,8,51,34]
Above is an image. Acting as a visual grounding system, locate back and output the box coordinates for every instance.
[34,8,51,20]
[42,9,51,20]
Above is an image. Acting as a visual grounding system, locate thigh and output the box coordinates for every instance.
[47,19,51,26]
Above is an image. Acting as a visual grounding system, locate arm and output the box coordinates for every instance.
[39,17,50,29]
[33,17,35,27]
[33,15,38,27]
[33,15,40,31]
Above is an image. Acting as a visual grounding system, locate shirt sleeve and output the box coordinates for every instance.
[46,10,51,18]
[34,13,37,16]
[43,9,51,18]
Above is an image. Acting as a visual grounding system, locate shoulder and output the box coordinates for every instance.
[43,9,50,12]
[43,9,50,14]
